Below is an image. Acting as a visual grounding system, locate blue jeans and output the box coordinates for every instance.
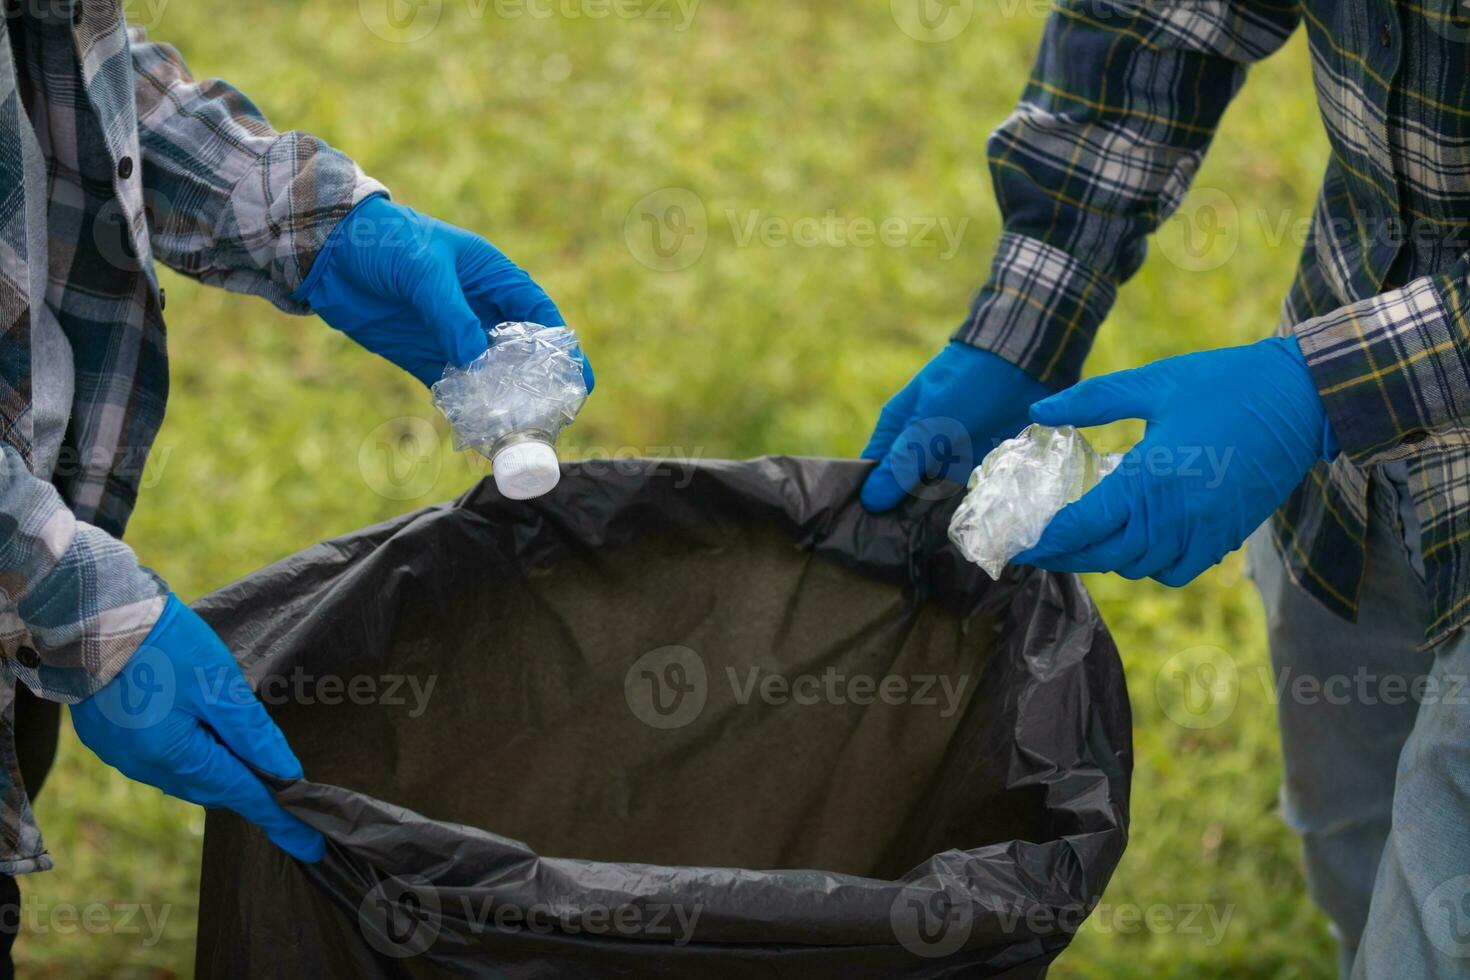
[1249,462,1470,979]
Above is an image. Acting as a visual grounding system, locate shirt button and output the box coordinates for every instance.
[1379,21,1393,47]
[117,156,134,180]
[15,646,40,669]
[158,286,167,311]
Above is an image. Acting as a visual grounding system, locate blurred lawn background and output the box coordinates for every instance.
[17,1,1337,976]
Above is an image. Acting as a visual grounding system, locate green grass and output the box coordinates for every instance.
[17,2,1336,975]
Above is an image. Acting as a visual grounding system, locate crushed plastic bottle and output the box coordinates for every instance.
[431,322,588,500]
[948,424,1121,579]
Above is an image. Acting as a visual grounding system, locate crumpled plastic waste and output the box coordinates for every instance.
[430,322,587,459]
[948,423,1121,578]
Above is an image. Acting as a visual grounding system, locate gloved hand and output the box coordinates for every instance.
[293,196,595,390]
[1013,336,1336,586]
[861,342,1051,512]
[71,595,324,862]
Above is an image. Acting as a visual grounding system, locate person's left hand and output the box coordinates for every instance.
[1013,336,1336,586]
[292,196,595,389]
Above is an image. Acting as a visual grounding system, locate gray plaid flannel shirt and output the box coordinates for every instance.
[0,1,383,873]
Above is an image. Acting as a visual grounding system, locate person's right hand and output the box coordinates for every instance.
[70,595,324,862]
[860,342,1051,512]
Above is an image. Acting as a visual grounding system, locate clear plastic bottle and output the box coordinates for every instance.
[948,424,1121,578]
[431,322,589,500]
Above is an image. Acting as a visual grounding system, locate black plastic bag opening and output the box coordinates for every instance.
[193,457,1131,978]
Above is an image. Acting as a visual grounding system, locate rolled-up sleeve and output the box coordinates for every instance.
[127,27,387,313]
[955,0,1301,388]
[0,447,166,702]
[1295,259,1470,463]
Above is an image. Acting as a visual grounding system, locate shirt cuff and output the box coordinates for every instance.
[289,189,391,309]
[951,232,1118,390]
[1294,274,1470,465]
[226,141,389,316]
[2,513,168,704]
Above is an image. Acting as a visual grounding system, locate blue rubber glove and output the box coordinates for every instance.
[861,342,1051,512]
[71,596,324,862]
[1013,336,1336,586]
[293,196,594,390]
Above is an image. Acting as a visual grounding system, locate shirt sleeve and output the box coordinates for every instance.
[0,446,167,703]
[1294,260,1470,463]
[127,27,388,313]
[954,0,1301,389]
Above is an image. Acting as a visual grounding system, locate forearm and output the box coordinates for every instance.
[128,27,386,311]
[0,447,167,702]
[957,0,1300,388]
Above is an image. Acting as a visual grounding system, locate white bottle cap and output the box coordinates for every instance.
[492,440,561,500]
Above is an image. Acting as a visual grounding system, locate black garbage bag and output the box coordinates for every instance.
[192,457,1131,979]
